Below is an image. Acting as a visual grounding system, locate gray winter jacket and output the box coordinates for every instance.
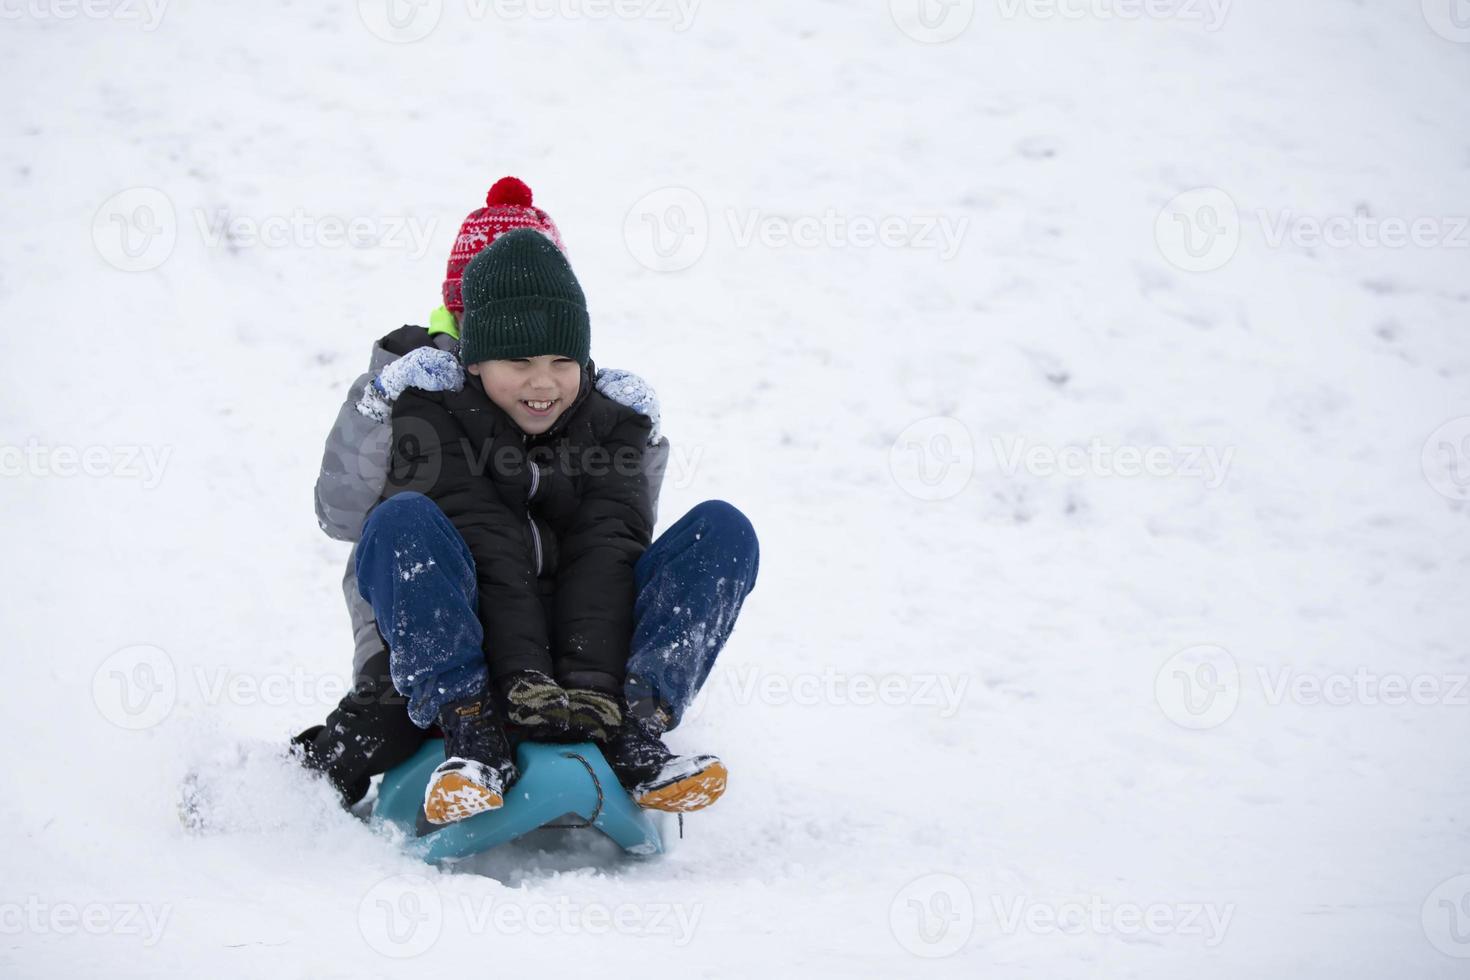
[313,329,671,675]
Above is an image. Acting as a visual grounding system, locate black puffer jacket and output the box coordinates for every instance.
[381,331,655,693]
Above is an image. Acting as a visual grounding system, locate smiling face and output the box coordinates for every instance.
[467,355,583,435]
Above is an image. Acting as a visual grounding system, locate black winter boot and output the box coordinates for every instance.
[493,669,571,739]
[291,725,372,806]
[292,651,427,806]
[424,690,518,825]
[602,702,728,812]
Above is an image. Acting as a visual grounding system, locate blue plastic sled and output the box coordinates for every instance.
[373,739,665,862]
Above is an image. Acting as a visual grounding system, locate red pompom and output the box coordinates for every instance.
[485,176,533,208]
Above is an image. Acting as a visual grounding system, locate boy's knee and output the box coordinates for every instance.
[363,491,440,541]
[358,491,476,592]
[689,499,759,559]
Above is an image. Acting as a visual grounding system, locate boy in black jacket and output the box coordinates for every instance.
[355,229,759,824]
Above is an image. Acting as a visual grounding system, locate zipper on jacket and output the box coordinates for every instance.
[524,458,543,575]
[527,516,543,576]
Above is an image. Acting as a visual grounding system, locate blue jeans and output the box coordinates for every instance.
[356,492,760,728]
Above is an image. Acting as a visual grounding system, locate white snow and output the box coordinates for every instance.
[3,2,1469,977]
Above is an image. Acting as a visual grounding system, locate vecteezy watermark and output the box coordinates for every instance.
[357,0,698,41]
[455,895,702,945]
[890,422,1235,497]
[1422,0,1470,43]
[990,894,1235,947]
[890,874,1233,957]
[1155,644,1241,730]
[191,666,359,711]
[93,645,177,730]
[623,187,970,271]
[1156,645,1470,731]
[357,875,702,958]
[889,0,975,43]
[469,0,700,30]
[93,187,177,272]
[357,0,443,42]
[93,187,438,271]
[890,873,975,958]
[889,416,976,502]
[994,0,1231,31]
[991,436,1235,489]
[707,666,971,719]
[1256,667,1470,708]
[0,899,172,947]
[727,209,968,261]
[659,443,707,492]
[678,666,971,724]
[1156,187,1470,272]
[1256,210,1470,252]
[193,208,437,260]
[0,439,172,489]
[624,187,709,272]
[1423,874,1470,958]
[350,418,707,514]
[0,0,169,29]
[1422,417,1470,503]
[1155,187,1241,272]
[91,647,415,729]
[387,418,655,498]
[358,874,443,959]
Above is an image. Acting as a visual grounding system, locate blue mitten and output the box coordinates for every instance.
[356,347,465,422]
[594,368,662,445]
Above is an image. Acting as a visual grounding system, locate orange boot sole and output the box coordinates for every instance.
[423,770,504,825]
[635,761,728,813]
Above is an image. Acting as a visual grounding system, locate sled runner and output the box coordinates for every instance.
[373,739,670,862]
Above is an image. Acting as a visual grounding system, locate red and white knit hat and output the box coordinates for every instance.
[442,176,565,313]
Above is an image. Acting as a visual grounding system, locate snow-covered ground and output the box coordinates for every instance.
[4,1,1469,976]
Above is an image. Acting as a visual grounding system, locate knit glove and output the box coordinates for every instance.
[594,368,662,446]
[564,688,624,745]
[356,347,465,422]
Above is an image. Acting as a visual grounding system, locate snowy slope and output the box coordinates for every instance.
[3,1,1469,976]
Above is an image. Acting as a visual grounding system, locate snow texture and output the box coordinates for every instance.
[4,3,1469,978]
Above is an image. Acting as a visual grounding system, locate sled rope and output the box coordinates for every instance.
[540,751,605,830]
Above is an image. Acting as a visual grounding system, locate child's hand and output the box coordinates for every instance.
[494,669,570,739]
[594,368,661,446]
[565,688,623,744]
[356,347,466,421]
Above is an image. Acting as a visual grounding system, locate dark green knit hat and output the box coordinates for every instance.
[459,228,590,366]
